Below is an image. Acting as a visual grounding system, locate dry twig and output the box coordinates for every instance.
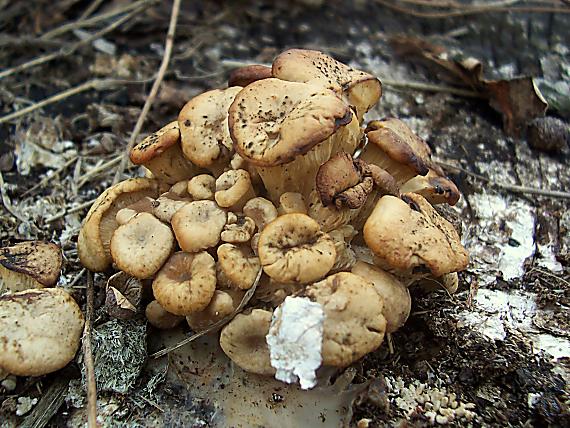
[113,0,182,184]
[382,79,483,98]
[82,271,97,428]
[0,171,27,223]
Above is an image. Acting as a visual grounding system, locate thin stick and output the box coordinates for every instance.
[438,161,570,199]
[382,79,483,98]
[0,171,27,223]
[113,0,182,184]
[21,155,79,197]
[45,199,97,223]
[83,271,97,428]
[78,155,123,188]
[150,267,263,358]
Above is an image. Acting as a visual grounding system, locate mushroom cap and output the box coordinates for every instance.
[219,309,275,375]
[110,212,175,279]
[228,64,272,87]
[304,272,386,368]
[130,121,180,164]
[272,49,381,119]
[0,288,84,376]
[145,300,185,329]
[115,196,155,225]
[278,192,307,215]
[186,289,245,332]
[152,251,216,315]
[187,174,216,201]
[229,78,352,167]
[152,192,191,223]
[214,169,255,211]
[363,194,469,277]
[78,178,165,272]
[316,152,362,207]
[351,261,411,333]
[243,197,278,231]
[221,215,256,244]
[217,243,261,290]
[258,213,336,284]
[0,241,62,293]
[171,201,227,253]
[179,87,243,171]
[400,170,460,206]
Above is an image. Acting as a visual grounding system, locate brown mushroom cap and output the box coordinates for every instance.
[110,212,175,279]
[363,194,469,278]
[217,243,260,290]
[272,49,382,121]
[186,289,245,332]
[351,261,411,333]
[171,201,227,253]
[129,121,202,184]
[0,288,84,376]
[214,169,255,211]
[152,251,216,315]
[187,174,216,201]
[228,64,272,87]
[229,78,352,167]
[179,87,243,175]
[78,178,165,272]
[0,241,62,293]
[304,272,386,368]
[400,170,460,206]
[219,309,275,375]
[145,300,185,329]
[258,213,336,284]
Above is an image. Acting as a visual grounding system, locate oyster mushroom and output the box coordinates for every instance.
[228,64,272,87]
[219,309,275,375]
[363,193,469,278]
[129,121,202,184]
[179,87,243,176]
[217,243,261,290]
[214,169,255,212]
[243,197,278,231]
[145,300,185,329]
[186,289,245,332]
[272,48,382,122]
[152,251,216,315]
[110,212,175,279]
[257,213,336,284]
[0,288,84,376]
[0,241,62,293]
[171,201,227,253]
[78,178,165,272]
[304,272,387,368]
[229,78,360,202]
[187,174,216,201]
[400,170,460,206]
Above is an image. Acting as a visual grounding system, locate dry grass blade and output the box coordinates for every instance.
[150,267,263,359]
[113,0,182,184]
[0,171,27,223]
[82,271,97,428]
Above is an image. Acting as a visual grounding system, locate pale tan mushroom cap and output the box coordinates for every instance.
[152,251,216,315]
[351,261,411,333]
[258,213,336,284]
[219,309,275,375]
[171,201,227,253]
[229,78,352,167]
[400,170,461,206]
[0,241,62,293]
[179,87,243,170]
[304,272,386,368]
[152,193,191,223]
[221,215,256,244]
[278,192,307,215]
[145,300,185,330]
[187,174,216,200]
[110,213,174,279]
[214,169,255,210]
[243,197,278,231]
[363,194,469,277]
[186,289,244,332]
[78,178,165,272]
[217,244,260,290]
[0,288,84,376]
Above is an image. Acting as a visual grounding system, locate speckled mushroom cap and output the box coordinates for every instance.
[228,64,272,88]
[78,178,166,272]
[179,87,243,175]
[214,169,255,211]
[0,288,84,376]
[257,213,336,284]
[217,243,260,290]
[400,170,460,206]
[171,201,227,253]
[152,251,216,315]
[0,241,62,293]
[229,78,352,167]
[219,309,276,375]
[110,212,175,279]
[129,121,202,184]
[363,119,431,184]
[304,272,386,368]
[363,194,469,278]
[272,49,382,121]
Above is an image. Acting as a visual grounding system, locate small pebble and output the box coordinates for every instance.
[1,375,17,392]
[527,116,569,153]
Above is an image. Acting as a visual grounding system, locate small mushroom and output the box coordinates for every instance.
[110,212,175,279]
[186,289,245,332]
[152,251,216,315]
[78,178,166,272]
[187,174,216,200]
[351,261,411,333]
[105,271,143,319]
[243,197,278,231]
[363,194,469,278]
[278,192,307,215]
[0,241,62,293]
[316,152,366,207]
[254,277,304,306]
[0,288,84,376]
[307,189,359,233]
[304,272,386,368]
[414,272,459,294]
[214,169,256,212]
[221,214,256,244]
[217,243,261,290]
[129,121,203,184]
[179,87,243,176]
[152,192,191,223]
[258,213,336,284]
[329,225,358,273]
[171,201,227,253]
[400,170,460,206]
[145,300,185,329]
[228,64,272,87]
[219,309,275,375]
[115,197,155,225]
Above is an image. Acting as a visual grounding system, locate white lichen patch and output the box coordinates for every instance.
[15,396,38,416]
[266,296,325,390]
[386,377,477,425]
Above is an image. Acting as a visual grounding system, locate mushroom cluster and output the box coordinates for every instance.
[78,49,468,382]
